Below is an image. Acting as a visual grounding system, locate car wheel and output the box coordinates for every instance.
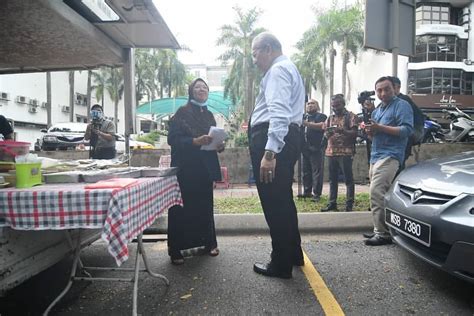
[42,146,55,151]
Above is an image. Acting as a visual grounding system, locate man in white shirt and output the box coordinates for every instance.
[249,32,305,279]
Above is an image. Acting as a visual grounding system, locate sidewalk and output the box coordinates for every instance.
[149,182,373,235]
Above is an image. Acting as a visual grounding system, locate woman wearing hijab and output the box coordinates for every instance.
[167,78,225,265]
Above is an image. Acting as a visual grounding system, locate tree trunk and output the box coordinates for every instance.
[114,99,119,132]
[46,72,52,127]
[321,54,327,113]
[69,71,75,122]
[86,70,92,121]
[329,48,336,98]
[341,38,348,97]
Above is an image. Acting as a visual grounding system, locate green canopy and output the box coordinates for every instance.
[136,91,236,119]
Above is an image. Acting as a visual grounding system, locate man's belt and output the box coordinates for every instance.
[250,122,299,133]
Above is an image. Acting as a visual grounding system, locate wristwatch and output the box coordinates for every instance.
[264,150,276,161]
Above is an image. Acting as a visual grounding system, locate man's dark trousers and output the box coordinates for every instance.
[249,123,303,273]
[327,155,354,209]
[302,147,324,197]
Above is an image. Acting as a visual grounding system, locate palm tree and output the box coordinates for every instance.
[216,6,266,121]
[296,1,364,104]
[105,67,124,131]
[91,68,108,107]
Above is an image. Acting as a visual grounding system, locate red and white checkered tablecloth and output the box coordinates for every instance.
[0,176,182,266]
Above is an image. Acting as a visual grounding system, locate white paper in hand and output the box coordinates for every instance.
[201,126,227,151]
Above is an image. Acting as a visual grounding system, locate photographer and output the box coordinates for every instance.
[0,115,14,140]
[84,104,116,159]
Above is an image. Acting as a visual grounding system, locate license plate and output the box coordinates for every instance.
[385,208,431,247]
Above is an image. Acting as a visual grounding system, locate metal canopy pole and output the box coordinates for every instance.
[392,0,400,76]
[123,48,136,160]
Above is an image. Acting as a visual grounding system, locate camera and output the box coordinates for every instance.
[357,90,375,105]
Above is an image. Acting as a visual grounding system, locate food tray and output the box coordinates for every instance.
[141,167,178,177]
[43,171,81,184]
[114,169,142,178]
[81,170,117,183]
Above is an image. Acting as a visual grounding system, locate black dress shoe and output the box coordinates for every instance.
[311,195,321,203]
[364,235,392,246]
[253,262,292,279]
[345,208,353,212]
[321,204,337,212]
[363,232,375,239]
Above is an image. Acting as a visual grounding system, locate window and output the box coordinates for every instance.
[410,35,467,63]
[408,69,474,95]
[416,4,450,27]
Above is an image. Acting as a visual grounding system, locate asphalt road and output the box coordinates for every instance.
[1,233,473,315]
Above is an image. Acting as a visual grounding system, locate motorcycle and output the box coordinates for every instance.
[441,106,474,142]
[422,116,444,143]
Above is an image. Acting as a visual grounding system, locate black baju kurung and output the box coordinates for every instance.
[167,102,221,257]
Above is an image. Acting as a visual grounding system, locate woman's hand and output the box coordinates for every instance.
[193,135,213,146]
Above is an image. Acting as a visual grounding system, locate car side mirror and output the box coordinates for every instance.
[40,129,47,133]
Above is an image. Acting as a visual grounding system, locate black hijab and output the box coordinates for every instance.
[170,78,216,137]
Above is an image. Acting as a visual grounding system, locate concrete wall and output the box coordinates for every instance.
[37,143,474,184]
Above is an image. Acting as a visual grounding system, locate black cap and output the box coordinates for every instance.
[91,104,103,111]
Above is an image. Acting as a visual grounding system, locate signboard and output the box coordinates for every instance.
[365,0,415,57]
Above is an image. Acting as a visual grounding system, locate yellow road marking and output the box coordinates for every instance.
[301,251,345,316]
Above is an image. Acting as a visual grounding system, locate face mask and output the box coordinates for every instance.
[90,110,103,120]
[190,99,208,107]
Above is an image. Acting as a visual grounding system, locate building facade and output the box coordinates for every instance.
[409,0,474,114]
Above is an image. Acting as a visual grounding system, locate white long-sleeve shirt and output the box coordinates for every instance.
[251,55,305,153]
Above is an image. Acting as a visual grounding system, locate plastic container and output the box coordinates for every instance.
[15,162,42,188]
[0,141,30,162]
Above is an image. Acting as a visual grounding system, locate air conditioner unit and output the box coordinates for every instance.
[28,107,37,113]
[29,99,39,107]
[0,92,9,100]
[16,95,28,104]
[41,102,48,108]
[62,105,70,113]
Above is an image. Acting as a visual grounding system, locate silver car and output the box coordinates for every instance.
[385,151,474,283]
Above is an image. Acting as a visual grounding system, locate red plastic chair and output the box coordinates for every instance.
[214,167,230,189]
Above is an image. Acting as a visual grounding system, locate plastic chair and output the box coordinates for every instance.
[214,167,230,189]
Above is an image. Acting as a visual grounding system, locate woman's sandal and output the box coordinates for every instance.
[171,257,184,265]
[170,250,184,265]
[209,248,220,257]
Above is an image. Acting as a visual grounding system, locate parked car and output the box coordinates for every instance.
[115,134,155,153]
[40,122,88,151]
[385,151,474,283]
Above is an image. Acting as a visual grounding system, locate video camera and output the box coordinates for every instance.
[357,90,375,105]
[357,90,375,124]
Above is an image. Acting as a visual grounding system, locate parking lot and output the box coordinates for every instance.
[1,232,473,315]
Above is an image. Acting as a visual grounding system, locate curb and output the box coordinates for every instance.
[147,212,373,235]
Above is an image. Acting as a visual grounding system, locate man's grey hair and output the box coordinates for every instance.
[253,32,282,52]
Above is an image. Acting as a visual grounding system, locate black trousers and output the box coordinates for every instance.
[327,155,355,209]
[302,147,324,197]
[249,123,302,272]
